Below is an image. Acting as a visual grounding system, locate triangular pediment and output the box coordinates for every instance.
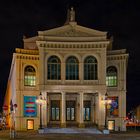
[38,22,107,37]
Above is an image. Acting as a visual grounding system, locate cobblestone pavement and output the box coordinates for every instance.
[0,130,140,140]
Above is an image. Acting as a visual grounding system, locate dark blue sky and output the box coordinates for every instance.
[0,0,140,112]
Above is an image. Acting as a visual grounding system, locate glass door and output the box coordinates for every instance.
[66,101,75,121]
[83,101,91,121]
[51,100,60,121]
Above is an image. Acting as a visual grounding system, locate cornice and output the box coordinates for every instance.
[38,36,107,42]
[15,51,39,60]
[107,54,129,60]
[15,48,39,55]
[36,41,110,49]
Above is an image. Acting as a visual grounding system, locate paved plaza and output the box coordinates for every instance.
[0,129,140,140]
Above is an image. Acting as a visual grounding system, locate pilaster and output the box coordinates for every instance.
[79,92,85,128]
[38,46,45,90]
[42,91,47,127]
[61,92,66,127]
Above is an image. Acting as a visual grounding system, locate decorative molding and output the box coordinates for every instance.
[16,54,39,60]
[40,42,109,49]
[16,48,39,55]
[51,29,93,37]
[107,54,128,61]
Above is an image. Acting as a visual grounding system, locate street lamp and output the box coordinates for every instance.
[36,92,46,131]
[104,92,111,130]
[10,103,17,138]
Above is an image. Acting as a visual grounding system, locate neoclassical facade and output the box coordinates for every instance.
[4,8,128,131]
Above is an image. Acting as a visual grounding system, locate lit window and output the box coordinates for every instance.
[47,56,61,80]
[66,56,79,80]
[84,56,97,80]
[24,66,36,86]
[106,66,117,87]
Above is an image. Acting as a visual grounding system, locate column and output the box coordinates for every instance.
[92,94,96,124]
[42,92,47,127]
[93,93,98,124]
[79,92,85,128]
[61,92,66,127]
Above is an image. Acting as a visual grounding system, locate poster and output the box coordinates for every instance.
[107,96,118,117]
[27,119,34,130]
[24,96,37,117]
[108,120,115,131]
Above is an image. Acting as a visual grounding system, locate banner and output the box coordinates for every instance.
[24,96,37,117]
[107,96,119,117]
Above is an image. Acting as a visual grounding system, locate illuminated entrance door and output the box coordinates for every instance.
[83,101,91,121]
[51,100,60,121]
[66,101,75,121]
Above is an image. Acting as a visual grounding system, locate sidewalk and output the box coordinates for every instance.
[0,129,140,140]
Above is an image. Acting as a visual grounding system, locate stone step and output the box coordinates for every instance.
[43,128,102,134]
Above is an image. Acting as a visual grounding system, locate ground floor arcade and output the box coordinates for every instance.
[45,92,98,128]
[13,87,126,131]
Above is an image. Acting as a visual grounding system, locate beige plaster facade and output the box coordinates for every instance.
[4,8,128,131]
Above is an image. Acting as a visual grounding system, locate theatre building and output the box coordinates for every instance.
[4,8,128,131]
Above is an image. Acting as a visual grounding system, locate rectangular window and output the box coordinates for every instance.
[84,101,91,121]
[108,120,115,131]
[67,108,70,121]
[51,108,55,120]
[27,119,34,130]
[106,76,117,87]
[25,76,36,86]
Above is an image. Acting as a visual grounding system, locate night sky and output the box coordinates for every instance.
[0,0,140,112]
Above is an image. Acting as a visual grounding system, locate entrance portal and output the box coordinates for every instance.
[66,101,75,121]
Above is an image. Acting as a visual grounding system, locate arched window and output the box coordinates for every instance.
[106,66,117,87]
[84,56,97,80]
[47,56,61,80]
[24,66,36,86]
[66,56,79,80]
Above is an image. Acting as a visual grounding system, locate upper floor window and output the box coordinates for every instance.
[84,56,98,80]
[24,66,36,86]
[106,66,117,87]
[47,56,61,80]
[66,56,79,80]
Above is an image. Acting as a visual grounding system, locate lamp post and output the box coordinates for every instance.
[104,93,111,132]
[39,93,43,129]
[104,92,108,129]
[10,103,17,138]
[36,92,46,133]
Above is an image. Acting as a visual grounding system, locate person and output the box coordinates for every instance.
[0,117,2,130]
[2,117,6,130]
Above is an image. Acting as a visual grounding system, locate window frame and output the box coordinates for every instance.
[24,66,36,86]
[66,56,79,80]
[84,56,98,80]
[47,56,61,80]
[106,66,117,87]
